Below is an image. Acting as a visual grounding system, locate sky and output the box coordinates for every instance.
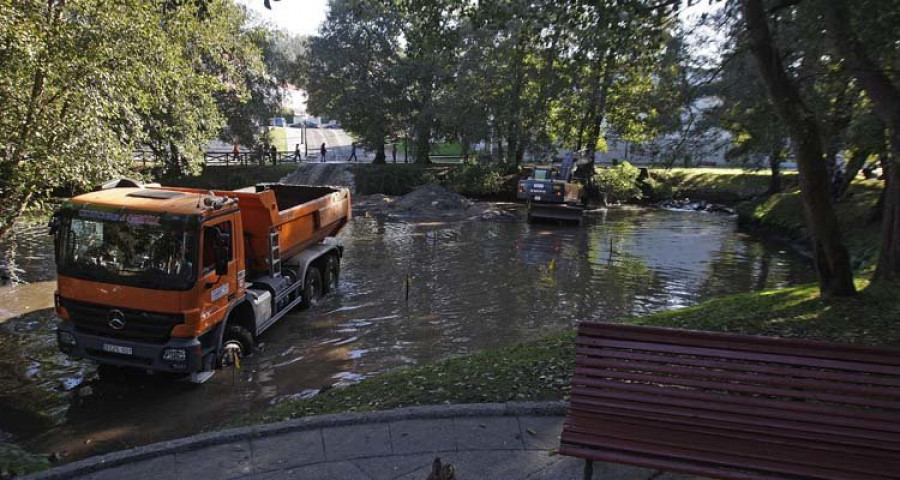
[236,0,329,37]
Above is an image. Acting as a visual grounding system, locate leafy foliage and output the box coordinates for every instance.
[301,1,685,164]
[0,0,267,240]
[593,161,642,205]
[0,443,50,477]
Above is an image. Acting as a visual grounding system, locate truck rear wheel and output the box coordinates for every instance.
[221,325,253,367]
[323,255,340,293]
[300,267,323,309]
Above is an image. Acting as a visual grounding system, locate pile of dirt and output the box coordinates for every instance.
[354,185,518,222]
[394,185,473,213]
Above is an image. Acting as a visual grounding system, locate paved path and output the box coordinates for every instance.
[27,403,699,480]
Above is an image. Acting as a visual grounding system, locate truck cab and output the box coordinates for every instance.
[53,181,350,382]
[517,163,584,223]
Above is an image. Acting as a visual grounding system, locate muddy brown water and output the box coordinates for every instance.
[0,206,813,462]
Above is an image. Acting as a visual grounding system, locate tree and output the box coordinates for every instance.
[217,29,294,150]
[303,0,403,163]
[739,0,856,296]
[0,0,267,240]
[710,49,788,193]
[819,0,900,282]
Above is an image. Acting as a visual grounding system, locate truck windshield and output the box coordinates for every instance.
[57,210,197,290]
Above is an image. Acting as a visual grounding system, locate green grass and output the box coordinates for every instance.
[739,180,883,271]
[395,142,463,156]
[238,279,899,426]
[155,164,297,191]
[0,443,51,477]
[647,168,799,203]
[268,127,288,152]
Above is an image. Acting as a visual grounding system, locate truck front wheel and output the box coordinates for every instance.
[220,325,253,368]
[300,266,323,309]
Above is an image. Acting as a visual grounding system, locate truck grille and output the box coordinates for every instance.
[61,298,184,344]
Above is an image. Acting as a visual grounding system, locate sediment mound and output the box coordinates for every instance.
[355,185,518,221]
[394,185,472,213]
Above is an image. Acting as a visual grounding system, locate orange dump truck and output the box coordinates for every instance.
[51,179,351,382]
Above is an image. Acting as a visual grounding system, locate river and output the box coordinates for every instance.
[0,206,813,462]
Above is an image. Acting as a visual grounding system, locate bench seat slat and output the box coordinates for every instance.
[561,324,900,480]
[576,356,900,397]
[576,337,900,375]
[573,367,900,409]
[564,414,900,473]
[574,347,900,388]
[578,323,900,365]
[566,402,899,453]
[571,381,900,430]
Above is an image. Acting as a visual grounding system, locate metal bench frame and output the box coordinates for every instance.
[559,323,900,480]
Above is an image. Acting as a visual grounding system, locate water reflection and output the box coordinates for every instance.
[0,207,813,461]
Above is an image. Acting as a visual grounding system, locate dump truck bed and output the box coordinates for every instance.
[165,184,351,274]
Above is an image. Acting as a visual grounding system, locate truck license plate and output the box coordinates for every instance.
[534,195,542,201]
[103,344,133,355]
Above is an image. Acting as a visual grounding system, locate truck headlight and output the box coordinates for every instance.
[58,331,76,347]
[163,348,186,362]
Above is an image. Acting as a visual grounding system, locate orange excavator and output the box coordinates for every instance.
[51,179,351,382]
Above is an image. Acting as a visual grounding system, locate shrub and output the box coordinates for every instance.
[594,161,642,205]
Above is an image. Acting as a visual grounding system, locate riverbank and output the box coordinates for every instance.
[240,279,899,426]
[236,171,890,426]
[737,179,883,271]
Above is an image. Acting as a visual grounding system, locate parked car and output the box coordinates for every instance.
[324,123,342,129]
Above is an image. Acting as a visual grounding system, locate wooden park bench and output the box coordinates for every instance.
[559,323,900,480]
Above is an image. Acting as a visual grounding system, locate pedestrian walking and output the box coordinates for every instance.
[232,142,241,164]
[392,143,397,163]
[269,145,278,165]
[294,143,302,162]
[320,143,327,163]
[347,142,358,162]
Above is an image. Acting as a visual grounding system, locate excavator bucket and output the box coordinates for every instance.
[527,203,584,223]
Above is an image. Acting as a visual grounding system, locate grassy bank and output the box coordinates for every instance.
[241,279,898,426]
[738,179,883,271]
[647,168,799,203]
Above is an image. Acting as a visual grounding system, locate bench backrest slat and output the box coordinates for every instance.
[560,323,900,480]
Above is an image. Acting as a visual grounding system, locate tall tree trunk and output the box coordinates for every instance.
[742,0,856,296]
[507,39,525,165]
[822,0,900,282]
[878,149,900,279]
[372,139,386,164]
[839,148,870,198]
[414,120,431,164]
[585,48,616,168]
[768,146,782,194]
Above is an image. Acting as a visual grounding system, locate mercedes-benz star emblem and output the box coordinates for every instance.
[108,310,126,330]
